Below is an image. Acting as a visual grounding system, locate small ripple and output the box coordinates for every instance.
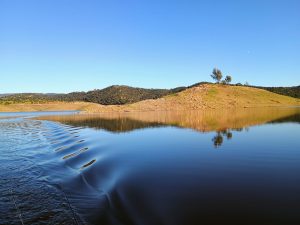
[63,152,77,160]
[79,147,89,153]
[55,146,68,152]
[63,148,89,160]
[80,159,96,170]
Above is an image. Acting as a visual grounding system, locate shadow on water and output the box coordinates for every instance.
[1,107,300,225]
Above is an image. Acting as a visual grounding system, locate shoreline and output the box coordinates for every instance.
[0,105,300,115]
[1,103,300,114]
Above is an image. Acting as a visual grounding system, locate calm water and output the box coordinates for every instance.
[1,108,300,225]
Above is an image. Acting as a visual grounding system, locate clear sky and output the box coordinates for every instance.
[0,0,299,93]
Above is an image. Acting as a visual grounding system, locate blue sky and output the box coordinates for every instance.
[0,0,299,93]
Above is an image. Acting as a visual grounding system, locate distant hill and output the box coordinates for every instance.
[52,85,183,105]
[232,84,300,99]
[0,93,51,104]
[255,86,300,98]
[0,94,14,97]
[0,85,185,105]
[0,83,299,106]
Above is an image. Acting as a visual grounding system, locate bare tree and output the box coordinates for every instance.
[211,68,223,83]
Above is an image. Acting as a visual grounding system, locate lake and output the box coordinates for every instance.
[1,107,300,225]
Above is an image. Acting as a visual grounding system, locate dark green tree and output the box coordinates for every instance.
[224,75,232,84]
[211,68,223,83]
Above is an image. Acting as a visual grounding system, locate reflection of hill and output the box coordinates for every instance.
[37,107,300,133]
[47,117,168,133]
[268,113,300,124]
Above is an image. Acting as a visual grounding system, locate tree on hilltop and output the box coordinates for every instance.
[211,68,223,83]
[210,68,233,85]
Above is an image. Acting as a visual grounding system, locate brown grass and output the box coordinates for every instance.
[0,102,94,112]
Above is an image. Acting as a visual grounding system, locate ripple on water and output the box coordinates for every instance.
[63,147,89,160]
[2,109,300,225]
[0,119,82,225]
[81,159,97,170]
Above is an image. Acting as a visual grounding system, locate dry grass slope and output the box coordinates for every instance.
[83,84,300,112]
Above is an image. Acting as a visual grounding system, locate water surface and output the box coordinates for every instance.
[1,108,300,225]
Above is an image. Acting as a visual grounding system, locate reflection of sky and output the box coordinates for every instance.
[81,123,300,171]
[75,122,300,224]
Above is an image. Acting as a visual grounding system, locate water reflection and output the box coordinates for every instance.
[211,128,250,148]
[268,113,300,124]
[2,108,300,225]
[37,107,300,133]
[38,108,300,149]
[212,131,224,147]
[40,116,168,133]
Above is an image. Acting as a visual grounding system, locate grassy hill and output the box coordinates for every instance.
[1,83,299,107]
[0,84,299,112]
[81,84,300,113]
[135,84,300,110]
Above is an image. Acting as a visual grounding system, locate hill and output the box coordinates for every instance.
[255,85,300,98]
[81,84,300,113]
[70,85,180,105]
[1,83,299,107]
[0,84,299,113]
[0,85,185,105]
[0,93,53,105]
